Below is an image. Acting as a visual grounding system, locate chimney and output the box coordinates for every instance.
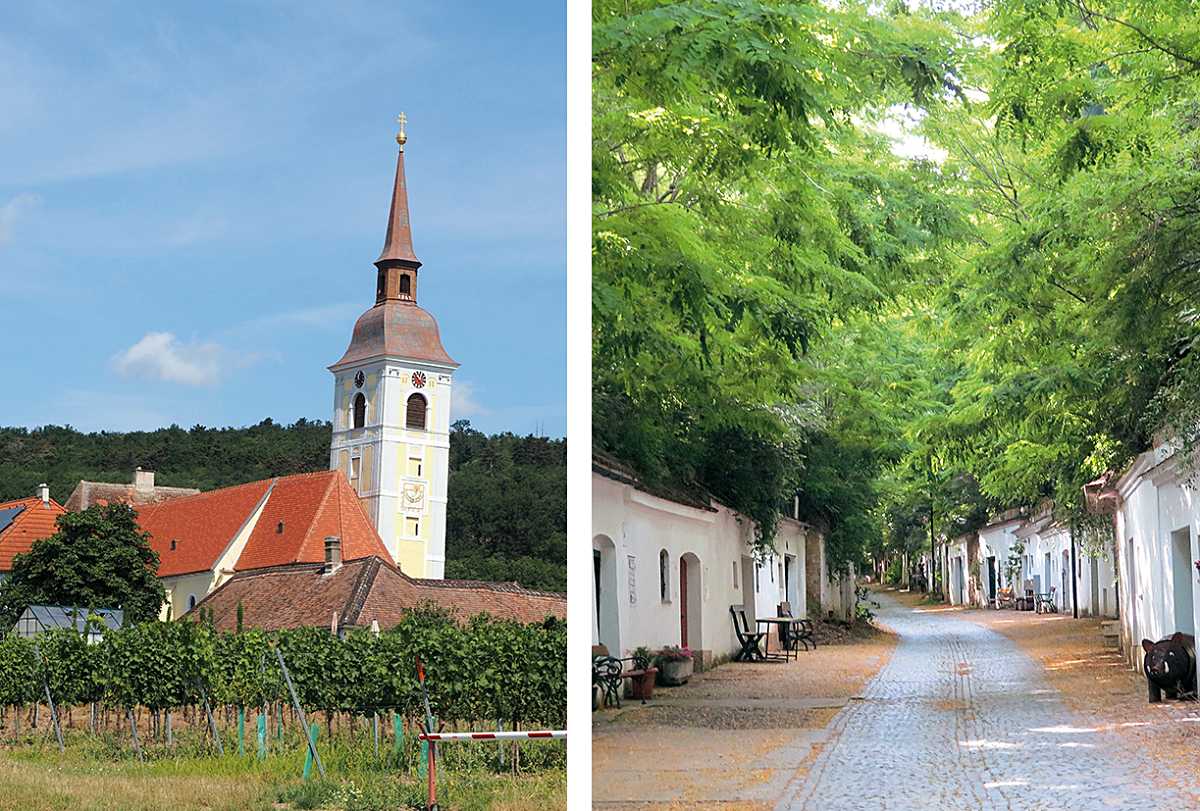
[324,536,343,574]
[133,467,155,492]
[36,484,49,506]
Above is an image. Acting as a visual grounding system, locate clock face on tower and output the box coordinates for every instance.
[354,371,365,388]
[411,371,427,388]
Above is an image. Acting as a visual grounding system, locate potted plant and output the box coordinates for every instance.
[656,646,694,686]
[628,646,658,701]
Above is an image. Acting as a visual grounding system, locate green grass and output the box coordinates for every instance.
[0,727,566,811]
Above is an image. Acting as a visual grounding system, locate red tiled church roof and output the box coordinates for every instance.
[137,480,273,577]
[189,556,565,632]
[136,471,389,578]
[0,497,66,571]
[234,471,388,571]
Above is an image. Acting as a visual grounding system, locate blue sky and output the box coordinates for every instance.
[0,1,565,437]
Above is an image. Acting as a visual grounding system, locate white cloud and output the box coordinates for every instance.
[111,331,231,386]
[451,380,491,419]
[0,193,39,244]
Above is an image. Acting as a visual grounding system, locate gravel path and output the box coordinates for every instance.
[777,591,1191,810]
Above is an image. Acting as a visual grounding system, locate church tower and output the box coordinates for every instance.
[329,116,457,579]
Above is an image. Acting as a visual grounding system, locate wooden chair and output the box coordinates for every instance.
[777,601,816,651]
[729,605,766,662]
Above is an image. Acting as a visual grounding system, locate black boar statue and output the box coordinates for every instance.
[1142,632,1196,703]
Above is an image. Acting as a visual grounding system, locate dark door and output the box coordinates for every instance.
[680,559,689,648]
[987,556,997,601]
[594,550,602,633]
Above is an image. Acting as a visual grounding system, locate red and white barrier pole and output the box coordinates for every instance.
[418,730,567,742]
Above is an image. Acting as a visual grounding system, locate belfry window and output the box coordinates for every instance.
[400,273,412,297]
[352,393,366,429]
[406,393,427,430]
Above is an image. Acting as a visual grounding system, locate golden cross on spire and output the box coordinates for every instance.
[396,112,408,149]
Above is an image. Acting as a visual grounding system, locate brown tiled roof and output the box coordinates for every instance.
[190,556,565,632]
[0,497,66,571]
[64,481,200,512]
[136,471,390,578]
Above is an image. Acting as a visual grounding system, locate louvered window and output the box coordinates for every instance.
[406,393,427,430]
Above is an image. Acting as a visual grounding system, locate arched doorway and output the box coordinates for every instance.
[593,534,621,653]
[680,552,702,653]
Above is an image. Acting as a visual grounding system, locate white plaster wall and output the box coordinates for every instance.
[592,472,805,664]
[979,521,1019,596]
[1114,449,1200,673]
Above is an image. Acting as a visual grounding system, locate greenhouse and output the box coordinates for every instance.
[11,605,123,644]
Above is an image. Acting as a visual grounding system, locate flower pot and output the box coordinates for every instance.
[658,658,693,686]
[628,667,657,700]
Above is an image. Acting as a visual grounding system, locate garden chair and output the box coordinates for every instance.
[592,644,623,709]
[777,601,816,652]
[730,605,766,662]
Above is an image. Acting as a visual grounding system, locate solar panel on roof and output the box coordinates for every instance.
[0,505,25,534]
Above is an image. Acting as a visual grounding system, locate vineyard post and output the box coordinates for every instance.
[237,706,246,756]
[274,646,325,779]
[41,682,63,753]
[302,723,320,780]
[256,712,267,760]
[373,711,380,758]
[392,713,404,765]
[165,711,173,747]
[33,644,63,753]
[127,708,143,761]
[198,682,224,755]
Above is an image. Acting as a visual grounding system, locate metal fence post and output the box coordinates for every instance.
[274,646,325,779]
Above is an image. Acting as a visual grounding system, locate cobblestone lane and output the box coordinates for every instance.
[778,592,1190,811]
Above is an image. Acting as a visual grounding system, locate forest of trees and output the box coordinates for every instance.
[0,419,565,592]
[594,0,1200,574]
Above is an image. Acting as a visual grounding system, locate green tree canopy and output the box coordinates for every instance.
[0,503,166,626]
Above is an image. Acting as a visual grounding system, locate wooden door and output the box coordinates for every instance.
[679,559,688,648]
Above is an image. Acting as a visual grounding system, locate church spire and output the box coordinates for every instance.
[375,113,422,305]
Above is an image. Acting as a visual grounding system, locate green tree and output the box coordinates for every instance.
[0,504,166,626]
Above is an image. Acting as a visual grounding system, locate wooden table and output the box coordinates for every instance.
[754,617,800,661]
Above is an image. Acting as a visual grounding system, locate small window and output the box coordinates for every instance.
[405,516,420,537]
[170,538,177,551]
[755,563,760,593]
[400,274,411,296]
[350,457,361,492]
[408,457,423,477]
[406,393,428,430]
[659,550,670,602]
[353,393,367,429]
[187,594,197,611]
[733,561,738,589]
[276,521,285,534]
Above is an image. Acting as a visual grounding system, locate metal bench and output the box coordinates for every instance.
[592,644,652,708]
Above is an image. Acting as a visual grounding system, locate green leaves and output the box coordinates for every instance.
[0,610,565,730]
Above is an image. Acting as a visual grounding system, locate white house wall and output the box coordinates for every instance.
[1114,449,1200,673]
[592,472,809,667]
